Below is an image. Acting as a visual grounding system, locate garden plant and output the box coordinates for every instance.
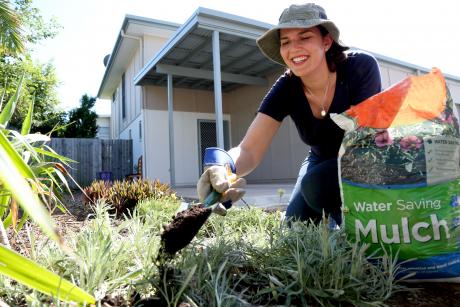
[1,192,409,305]
[0,75,95,303]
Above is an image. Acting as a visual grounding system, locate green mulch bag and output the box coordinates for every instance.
[331,68,460,281]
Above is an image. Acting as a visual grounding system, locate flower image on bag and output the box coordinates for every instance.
[331,68,460,282]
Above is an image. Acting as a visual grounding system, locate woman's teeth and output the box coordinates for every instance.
[292,56,307,64]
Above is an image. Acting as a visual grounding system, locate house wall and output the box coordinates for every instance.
[142,63,460,185]
[125,46,460,185]
[142,71,307,184]
[96,116,111,139]
[123,50,143,125]
[111,90,120,138]
[109,33,175,176]
[143,35,171,69]
[144,109,230,185]
[119,114,143,173]
[226,72,308,182]
[446,81,460,120]
[144,85,231,113]
[379,62,415,89]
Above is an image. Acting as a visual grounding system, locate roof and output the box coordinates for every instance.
[133,7,282,92]
[97,15,180,99]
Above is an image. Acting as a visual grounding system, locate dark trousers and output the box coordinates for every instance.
[286,153,342,225]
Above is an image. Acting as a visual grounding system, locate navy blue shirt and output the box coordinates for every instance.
[258,50,382,159]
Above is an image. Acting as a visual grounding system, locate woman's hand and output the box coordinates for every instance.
[197,165,246,205]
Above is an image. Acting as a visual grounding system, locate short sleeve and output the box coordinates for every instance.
[258,73,291,122]
[347,51,382,105]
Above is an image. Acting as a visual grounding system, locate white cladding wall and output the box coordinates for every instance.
[144,109,230,185]
[110,54,141,137]
[447,81,460,120]
[96,116,111,139]
[123,51,142,126]
[379,63,414,88]
[119,114,143,174]
[110,35,172,138]
[143,35,171,66]
[111,92,119,138]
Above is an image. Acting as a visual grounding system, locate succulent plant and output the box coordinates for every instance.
[83,179,173,217]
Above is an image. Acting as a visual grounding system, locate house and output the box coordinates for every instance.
[96,114,111,139]
[97,7,460,187]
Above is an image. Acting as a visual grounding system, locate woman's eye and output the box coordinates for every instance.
[300,36,311,40]
[280,41,289,46]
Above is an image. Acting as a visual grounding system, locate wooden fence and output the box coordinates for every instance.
[49,138,133,188]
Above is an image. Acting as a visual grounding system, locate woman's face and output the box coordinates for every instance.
[279,27,332,77]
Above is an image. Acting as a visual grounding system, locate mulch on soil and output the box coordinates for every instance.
[386,282,460,306]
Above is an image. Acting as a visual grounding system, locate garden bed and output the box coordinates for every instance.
[2,191,460,306]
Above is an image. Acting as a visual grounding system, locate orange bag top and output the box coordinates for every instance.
[345,68,447,129]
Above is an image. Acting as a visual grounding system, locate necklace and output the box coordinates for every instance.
[304,73,331,117]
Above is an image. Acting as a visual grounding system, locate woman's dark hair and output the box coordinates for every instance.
[318,25,349,72]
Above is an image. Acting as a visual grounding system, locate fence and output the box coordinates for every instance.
[49,138,133,188]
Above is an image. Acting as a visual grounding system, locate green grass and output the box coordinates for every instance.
[0,197,408,306]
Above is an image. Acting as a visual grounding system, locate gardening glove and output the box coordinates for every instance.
[197,165,246,204]
[197,147,246,209]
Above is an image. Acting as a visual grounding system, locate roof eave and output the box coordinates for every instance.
[134,7,274,86]
[97,15,180,99]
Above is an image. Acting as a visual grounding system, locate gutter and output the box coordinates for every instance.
[120,29,143,65]
[97,15,179,99]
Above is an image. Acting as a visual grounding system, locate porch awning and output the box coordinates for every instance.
[134,7,282,91]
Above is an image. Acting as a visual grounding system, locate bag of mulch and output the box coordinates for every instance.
[331,68,460,281]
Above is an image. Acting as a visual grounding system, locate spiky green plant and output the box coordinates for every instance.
[169,209,408,306]
[0,76,95,304]
[83,179,174,217]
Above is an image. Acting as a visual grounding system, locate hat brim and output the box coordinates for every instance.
[256,19,344,66]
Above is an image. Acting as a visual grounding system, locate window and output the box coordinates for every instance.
[197,119,230,173]
[122,73,126,119]
[139,120,142,140]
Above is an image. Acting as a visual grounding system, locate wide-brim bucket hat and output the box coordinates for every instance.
[257,3,344,66]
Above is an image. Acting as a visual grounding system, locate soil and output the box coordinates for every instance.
[386,282,460,306]
[6,191,92,254]
[159,204,212,256]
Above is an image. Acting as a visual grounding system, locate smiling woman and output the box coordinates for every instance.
[197,3,382,226]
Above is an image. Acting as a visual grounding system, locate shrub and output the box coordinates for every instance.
[83,179,174,217]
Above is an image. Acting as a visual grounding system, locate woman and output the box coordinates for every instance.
[197,3,381,225]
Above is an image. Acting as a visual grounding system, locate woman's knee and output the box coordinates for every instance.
[299,159,341,217]
[286,191,321,223]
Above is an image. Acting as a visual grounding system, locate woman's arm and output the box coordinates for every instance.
[228,112,281,177]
